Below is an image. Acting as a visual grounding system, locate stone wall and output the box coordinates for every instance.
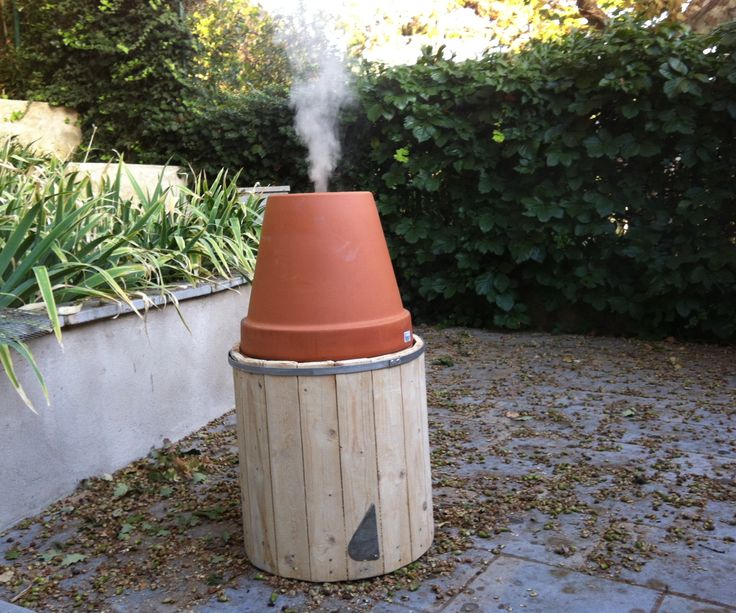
[0,100,82,159]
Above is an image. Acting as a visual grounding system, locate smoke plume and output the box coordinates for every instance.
[272,5,353,192]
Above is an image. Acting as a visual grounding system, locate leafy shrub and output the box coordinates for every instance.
[188,0,291,95]
[0,141,262,408]
[4,10,734,341]
[353,21,735,341]
[0,0,198,160]
[181,87,310,187]
[0,0,294,165]
[159,19,736,341]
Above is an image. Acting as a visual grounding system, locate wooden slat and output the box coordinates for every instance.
[230,347,265,367]
[419,355,434,543]
[239,371,278,572]
[417,353,435,547]
[298,374,348,581]
[336,371,384,579]
[233,372,252,561]
[264,374,311,579]
[401,355,434,559]
[372,366,412,571]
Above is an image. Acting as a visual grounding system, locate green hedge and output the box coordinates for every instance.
[0,0,198,160]
[5,12,734,340]
[174,21,736,340]
[181,87,309,187]
[353,22,736,340]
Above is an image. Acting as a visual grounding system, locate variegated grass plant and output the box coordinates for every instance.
[0,141,262,410]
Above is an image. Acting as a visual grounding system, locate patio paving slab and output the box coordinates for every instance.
[658,594,734,613]
[0,601,34,613]
[609,523,736,607]
[1,327,733,612]
[445,554,660,613]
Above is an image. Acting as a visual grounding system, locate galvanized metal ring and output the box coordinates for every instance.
[228,339,425,377]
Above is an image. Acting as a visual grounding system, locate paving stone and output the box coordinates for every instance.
[454,451,541,479]
[387,549,495,612]
[657,594,733,613]
[0,600,34,613]
[599,523,736,608]
[701,501,736,543]
[445,555,660,613]
[57,555,104,591]
[108,589,182,613]
[196,577,306,612]
[370,601,430,613]
[0,524,42,560]
[3,327,734,612]
[471,510,596,569]
[318,595,426,613]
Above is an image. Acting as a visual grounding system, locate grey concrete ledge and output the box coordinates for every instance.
[237,185,290,197]
[59,276,248,328]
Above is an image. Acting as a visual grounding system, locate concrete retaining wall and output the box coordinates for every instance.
[0,281,250,531]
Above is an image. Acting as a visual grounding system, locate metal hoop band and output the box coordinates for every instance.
[228,339,425,377]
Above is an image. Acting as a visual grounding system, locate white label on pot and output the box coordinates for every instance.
[403,330,412,343]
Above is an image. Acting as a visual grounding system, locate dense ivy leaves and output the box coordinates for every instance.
[182,86,309,187]
[0,0,199,161]
[0,1,307,181]
[2,8,734,340]
[350,21,736,341]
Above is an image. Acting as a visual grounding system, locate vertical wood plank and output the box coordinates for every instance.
[336,371,384,579]
[372,366,412,572]
[298,374,348,581]
[401,356,434,559]
[264,374,311,579]
[233,372,253,561]
[240,372,278,572]
[417,354,435,547]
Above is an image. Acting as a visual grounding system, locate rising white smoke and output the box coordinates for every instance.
[270,3,354,192]
[290,55,352,192]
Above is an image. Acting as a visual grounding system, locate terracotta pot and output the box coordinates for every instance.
[240,192,412,361]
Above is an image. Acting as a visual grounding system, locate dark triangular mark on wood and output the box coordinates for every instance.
[348,504,380,561]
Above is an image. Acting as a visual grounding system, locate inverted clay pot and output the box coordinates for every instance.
[240,191,413,362]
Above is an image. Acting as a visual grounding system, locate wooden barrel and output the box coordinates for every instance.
[229,335,433,582]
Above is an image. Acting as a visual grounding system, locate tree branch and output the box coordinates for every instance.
[576,0,610,29]
[683,0,736,32]
[0,0,9,48]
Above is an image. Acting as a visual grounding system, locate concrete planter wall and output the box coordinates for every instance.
[0,280,250,531]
